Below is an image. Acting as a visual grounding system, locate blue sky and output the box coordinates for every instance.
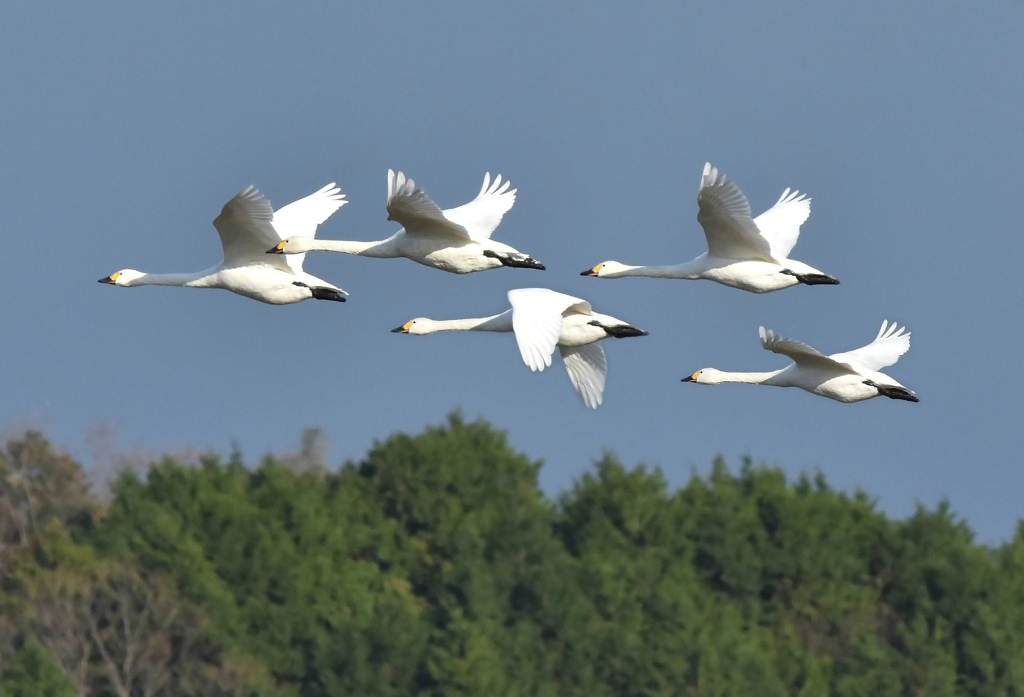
[3,3,1022,542]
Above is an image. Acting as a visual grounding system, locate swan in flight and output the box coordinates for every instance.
[582,162,838,293]
[682,320,918,403]
[392,288,646,408]
[100,184,348,305]
[269,170,544,274]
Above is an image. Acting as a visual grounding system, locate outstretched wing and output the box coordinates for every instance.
[759,326,857,374]
[508,288,589,372]
[696,163,775,262]
[442,173,517,241]
[752,187,810,260]
[560,342,608,409]
[271,183,347,273]
[829,320,911,373]
[386,170,471,241]
[213,186,288,268]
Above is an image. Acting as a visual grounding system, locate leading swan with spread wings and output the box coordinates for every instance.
[100,183,348,304]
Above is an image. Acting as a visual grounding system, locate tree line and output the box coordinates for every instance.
[1,414,1022,696]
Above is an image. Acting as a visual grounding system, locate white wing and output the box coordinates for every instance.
[441,173,517,241]
[759,326,857,374]
[752,187,810,260]
[560,342,608,409]
[213,186,290,268]
[385,170,472,241]
[508,288,590,372]
[271,183,347,273]
[829,320,911,373]
[272,183,346,239]
[696,163,774,262]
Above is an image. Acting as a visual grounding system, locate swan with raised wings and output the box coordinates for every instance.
[682,321,918,403]
[392,288,646,408]
[99,184,348,304]
[582,162,838,293]
[269,170,544,274]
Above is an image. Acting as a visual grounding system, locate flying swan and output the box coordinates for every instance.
[582,162,838,293]
[100,184,348,305]
[682,320,918,403]
[269,170,544,274]
[392,288,646,408]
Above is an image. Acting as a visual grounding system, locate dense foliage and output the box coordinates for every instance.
[1,415,1022,696]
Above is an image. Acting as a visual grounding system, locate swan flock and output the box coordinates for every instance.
[99,163,917,408]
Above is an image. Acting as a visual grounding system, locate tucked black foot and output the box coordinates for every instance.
[780,269,840,285]
[864,380,919,402]
[311,288,347,302]
[293,281,346,302]
[589,321,648,338]
[483,249,546,270]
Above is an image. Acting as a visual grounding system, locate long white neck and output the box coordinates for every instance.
[604,259,705,279]
[125,270,218,288]
[707,368,787,386]
[415,310,513,334]
[291,235,401,258]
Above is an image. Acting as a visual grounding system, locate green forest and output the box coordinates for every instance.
[1,413,1022,697]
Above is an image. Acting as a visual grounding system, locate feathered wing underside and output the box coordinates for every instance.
[386,170,472,241]
[560,342,608,409]
[508,288,589,372]
[442,173,517,241]
[213,186,290,269]
[696,163,774,261]
[752,187,811,259]
[272,183,346,239]
[759,326,857,375]
[829,320,911,373]
[271,183,347,273]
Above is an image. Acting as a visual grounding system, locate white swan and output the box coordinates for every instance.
[100,184,348,305]
[683,321,918,403]
[392,288,646,408]
[582,162,838,293]
[269,170,544,274]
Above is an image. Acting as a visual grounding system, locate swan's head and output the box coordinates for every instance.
[98,269,144,286]
[681,368,726,385]
[267,237,312,255]
[391,318,434,335]
[580,261,628,278]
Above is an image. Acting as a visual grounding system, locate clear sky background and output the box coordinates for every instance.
[3,3,1022,542]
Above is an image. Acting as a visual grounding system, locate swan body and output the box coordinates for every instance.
[270,170,544,274]
[683,321,918,403]
[582,163,838,293]
[100,184,348,305]
[392,288,646,408]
